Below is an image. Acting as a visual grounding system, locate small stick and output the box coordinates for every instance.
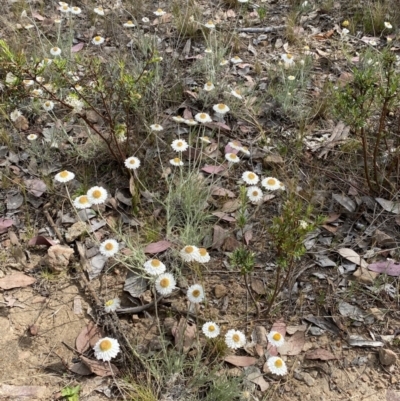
[43,205,65,244]
[236,25,286,33]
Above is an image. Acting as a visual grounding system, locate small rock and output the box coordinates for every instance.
[303,372,315,387]
[65,221,88,242]
[379,348,397,366]
[46,245,74,272]
[214,284,227,298]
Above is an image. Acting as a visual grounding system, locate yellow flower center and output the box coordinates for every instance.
[217,104,225,110]
[232,334,240,343]
[200,113,206,119]
[94,36,101,42]
[208,325,215,332]
[129,159,136,165]
[229,154,237,160]
[99,339,112,351]
[151,259,161,267]
[192,289,200,298]
[267,178,276,186]
[79,196,89,204]
[173,158,181,163]
[52,47,58,52]
[105,300,114,306]
[60,171,69,178]
[252,191,258,196]
[127,20,133,24]
[242,146,248,152]
[61,5,68,10]
[248,173,255,180]
[273,333,282,341]
[92,190,102,199]
[274,359,283,368]
[207,20,213,25]
[185,246,194,254]
[286,53,292,59]
[199,248,207,256]
[160,278,170,288]
[157,8,163,13]
[206,81,212,86]
[105,242,114,251]
[177,141,183,147]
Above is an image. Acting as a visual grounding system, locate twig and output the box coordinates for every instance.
[43,205,65,244]
[236,25,286,33]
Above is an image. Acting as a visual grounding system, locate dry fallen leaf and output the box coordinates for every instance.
[80,356,119,377]
[76,322,103,353]
[0,273,36,290]
[305,348,337,361]
[224,355,257,367]
[144,240,172,254]
[338,248,368,268]
[277,330,305,356]
[171,318,197,352]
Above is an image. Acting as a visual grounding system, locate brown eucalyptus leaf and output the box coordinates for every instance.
[80,356,119,377]
[0,273,36,290]
[224,355,257,367]
[75,322,102,353]
[305,348,337,361]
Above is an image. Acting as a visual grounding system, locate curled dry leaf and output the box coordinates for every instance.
[75,322,102,353]
[338,248,368,268]
[375,198,400,214]
[28,235,57,247]
[171,318,197,352]
[0,218,14,234]
[368,260,400,276]
[80,356,119,377]
[201,165,226,175]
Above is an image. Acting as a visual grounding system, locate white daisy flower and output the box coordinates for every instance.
[70,6,82,14]
[202,322,220,338]
[87,186,108,204]
[144,259,166,275]
[10,109,22,122]
[104,298,120,313]
[231,56,243,64]
[204,20,215,29]
[247,186,263,203]
[228,140,242,150]
[73,195,92,209]
[36,76,45,83]
[43,100,54,111]
[171,139,189,152]
[155,273,176,295]
[99,239,119,257]
[384,22,392,29]
[195,112,212,123]
[267,356,288,376]
[242,171,259,185]
[219,59,229,66]
[193,248,210,263]
[54,18,62,24]
[93,6,105,16]
[200,136,211,144]
[172,116,185,123]
[23,79,34,87]
[27,134,38,141]
[287,75,296,81]
[187,284,205,303]
[170,157,184,166]
[124,156,141,170]
[225,329,246,349]
[267,331,285,347]
[231,89,243,99]
[31,89,43,97]
[261,177,281,191]
[150,124,163,131]
[341,28,349,36]
[65,95,84,113]
[225,153,240,163]
[213,103,230,114]
[204,47,212,54]
[204,81,215,91]
[123,20,135,28]
[93,337,120,361]
[59,4,70,13]
[180,245,200,262]
[49,46,61,56]
[281,53,295,67]
[92,36,105,45]
[239,146,250,155]
[54,170,75,183]
[142,17,150,23]
[184,119,198,126]
[154,8,166,16]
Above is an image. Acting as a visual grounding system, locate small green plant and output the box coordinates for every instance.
[61,385,80,401]
[332,48,400,194]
